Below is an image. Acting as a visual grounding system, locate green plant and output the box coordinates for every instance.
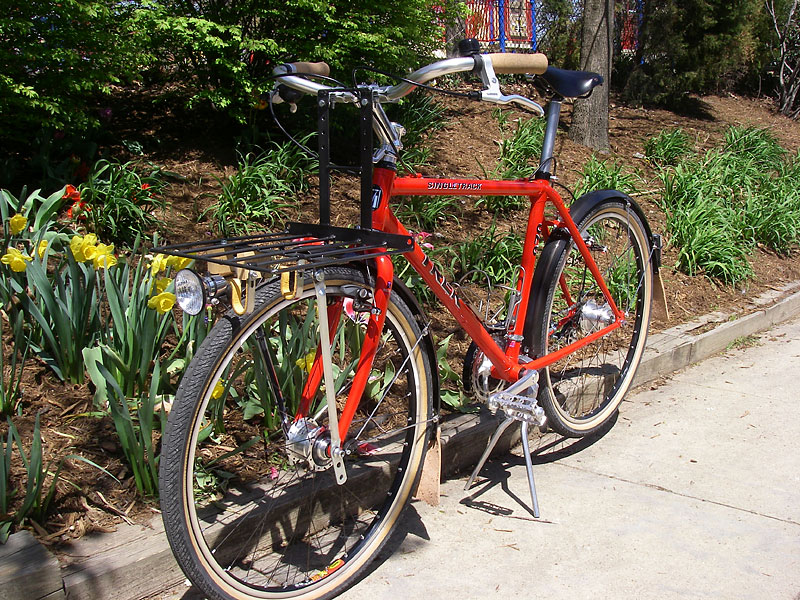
[479,116,545,214]
[739,190,800,254]
[726,334,760,350]
[95,360,164,497]
[448,225,523,286]
[665,197,752,284]
[0,312,28,416]
[392,93,448,173]
[135,0,441,123]
[0,414,113,541]
[491,106,510,131]
[0,422,12,542]
[82,244,212,498]
[1,188,67,243]
[86,247,180,402]
[396,196,461,231]
[0,1,140,146]
[658,127,800,283]
[575,155,640,198]
[723,126,785,170]
[618,1,761,108]
[497,117,546,179]
[644,128,692,167]
[206,142,314,237]
[436,334,473,412]
[81,160,167,247]
[21,245,105,384]
[395,234,451,306]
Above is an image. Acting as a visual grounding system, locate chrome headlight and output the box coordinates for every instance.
[175,269,228,315]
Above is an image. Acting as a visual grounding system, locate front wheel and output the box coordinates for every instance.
[527,199,653,437]
[159,265,433,600]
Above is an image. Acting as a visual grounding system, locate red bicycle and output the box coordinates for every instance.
[157,44,659,600]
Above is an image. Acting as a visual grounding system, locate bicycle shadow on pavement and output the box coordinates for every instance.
[459,412,618,520]
[169,415,617,599]
[169,507,431,600]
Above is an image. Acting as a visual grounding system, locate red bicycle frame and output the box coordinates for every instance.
[298,165,625,442]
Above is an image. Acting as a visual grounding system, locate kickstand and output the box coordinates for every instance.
[464,416,541,518]
[519,421,540,518]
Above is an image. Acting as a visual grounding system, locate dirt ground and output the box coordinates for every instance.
[3,86,800,548]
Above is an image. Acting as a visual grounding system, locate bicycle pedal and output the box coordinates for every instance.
[488,392,546,426]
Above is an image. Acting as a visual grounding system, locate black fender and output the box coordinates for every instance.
[550,190,655,248]
[521,189,658,354]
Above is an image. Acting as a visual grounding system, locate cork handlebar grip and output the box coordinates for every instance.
[489,53,548,75]
[286,62,331,77]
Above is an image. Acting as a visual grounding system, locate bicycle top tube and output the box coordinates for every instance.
[269,53,548,115]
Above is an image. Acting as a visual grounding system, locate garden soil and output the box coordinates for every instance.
[3,88,800,553]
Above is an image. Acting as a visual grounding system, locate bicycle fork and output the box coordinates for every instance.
[298,255,395,486]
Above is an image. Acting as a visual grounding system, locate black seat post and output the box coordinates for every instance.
[535,99,562,179]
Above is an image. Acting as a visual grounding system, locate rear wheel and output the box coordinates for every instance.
[160,266,433,600]
[528,200,653,437]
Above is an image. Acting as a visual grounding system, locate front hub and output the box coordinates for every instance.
[286,418,332,471]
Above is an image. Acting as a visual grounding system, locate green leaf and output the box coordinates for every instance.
[243,398,265,421]
[82,346,109,406]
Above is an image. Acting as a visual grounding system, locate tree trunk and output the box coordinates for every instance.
[569,0,614,150]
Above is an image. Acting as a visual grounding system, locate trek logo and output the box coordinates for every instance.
[421,254,463,305]
[371,186,383,210]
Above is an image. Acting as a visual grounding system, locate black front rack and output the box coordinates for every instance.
[154,86,413,276]
[153,222,413,276]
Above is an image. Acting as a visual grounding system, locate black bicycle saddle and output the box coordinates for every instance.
[540,66,604,98]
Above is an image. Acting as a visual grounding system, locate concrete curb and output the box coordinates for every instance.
[4,282,800,600]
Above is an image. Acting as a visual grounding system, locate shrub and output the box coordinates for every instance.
[0,1,140,145]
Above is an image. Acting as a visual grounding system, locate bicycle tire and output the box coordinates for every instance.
[527,199,653,437]
[160,265,433,600]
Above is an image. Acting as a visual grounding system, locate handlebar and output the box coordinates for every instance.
[489,53,548,74]
[272,53,548,115]
[283,61,331,77]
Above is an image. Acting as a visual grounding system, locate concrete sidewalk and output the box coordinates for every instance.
[4,284,800,600]
[340,315,800,600]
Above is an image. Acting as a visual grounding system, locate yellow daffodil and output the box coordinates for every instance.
[166,255,192,270]
[155,277,172,295]
[82,244,100,261]
[37,239,48,259]
[88,242,116,269]
[93,252,118,269]
[147,291,176,314]
[295,351,316,373]
[211,380,225,400]
[8,214,27,235]
[70,234,98,263]
[94,242,114,256]
[1,248,33,272]
[149,253,169,275]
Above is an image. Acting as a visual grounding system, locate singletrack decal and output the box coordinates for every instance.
[426,181,483,191]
